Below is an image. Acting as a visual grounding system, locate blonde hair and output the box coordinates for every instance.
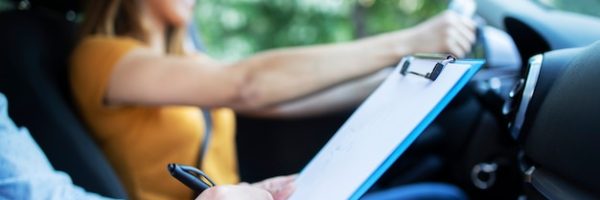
[80,0,186,54]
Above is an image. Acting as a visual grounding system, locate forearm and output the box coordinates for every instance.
[230,32,413,110]
[241,68,392,118]
[104,11,474,109]
[223,11,475,110]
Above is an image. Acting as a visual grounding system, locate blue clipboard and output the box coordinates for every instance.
[290,57,485,200]
[351,59,484,199]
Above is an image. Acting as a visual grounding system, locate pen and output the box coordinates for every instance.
[168,163,216,194]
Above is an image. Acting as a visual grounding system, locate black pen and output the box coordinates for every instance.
[168,163,216,194]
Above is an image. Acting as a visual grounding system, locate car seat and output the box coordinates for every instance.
[0,0,127,198]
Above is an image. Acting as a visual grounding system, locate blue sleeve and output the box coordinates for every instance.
[0,93,116,200]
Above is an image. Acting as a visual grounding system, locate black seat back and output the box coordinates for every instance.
[0,5,127,199]
[516,42,600,199]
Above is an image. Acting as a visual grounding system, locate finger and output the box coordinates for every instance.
[449,28,472,54]
[457,15,476,31]
[272,183,295,200]
[452,19,476,44]
[268,175,296,185]
[457,24,476,45]
[279,175,297,183]
[448,40,467,58]
[449,14,476,43]
[269,176,295,192]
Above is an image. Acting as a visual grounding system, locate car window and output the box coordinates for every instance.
[195,0,447,60]
[533,0,600,18]
[0,0,14,12]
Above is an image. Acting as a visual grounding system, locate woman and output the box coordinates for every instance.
[70,0,475,199]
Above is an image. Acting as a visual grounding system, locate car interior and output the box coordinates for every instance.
[0,0,128,198]
[0,0,599,199]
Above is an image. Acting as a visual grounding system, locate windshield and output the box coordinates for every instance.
[533,0,600,18]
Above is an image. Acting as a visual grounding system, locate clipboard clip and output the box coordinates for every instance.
[400,55,457,81]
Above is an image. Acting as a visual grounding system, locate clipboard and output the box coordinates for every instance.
[289,55,485,200]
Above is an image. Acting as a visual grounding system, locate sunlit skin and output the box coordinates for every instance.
[107,1,475,199]
[147,0,195,27]
[109,2,475,112]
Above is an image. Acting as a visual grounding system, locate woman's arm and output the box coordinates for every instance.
[106,11,474,110]
[107,32,406,110]
[240,68,392,119]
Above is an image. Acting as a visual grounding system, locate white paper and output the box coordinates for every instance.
[289,58,471,200]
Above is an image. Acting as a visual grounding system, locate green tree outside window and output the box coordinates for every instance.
[195,0,447,60]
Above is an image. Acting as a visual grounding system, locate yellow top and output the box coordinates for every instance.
[70,37,239,200]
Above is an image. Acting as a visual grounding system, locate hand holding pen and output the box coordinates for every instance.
[168,163,296,200]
